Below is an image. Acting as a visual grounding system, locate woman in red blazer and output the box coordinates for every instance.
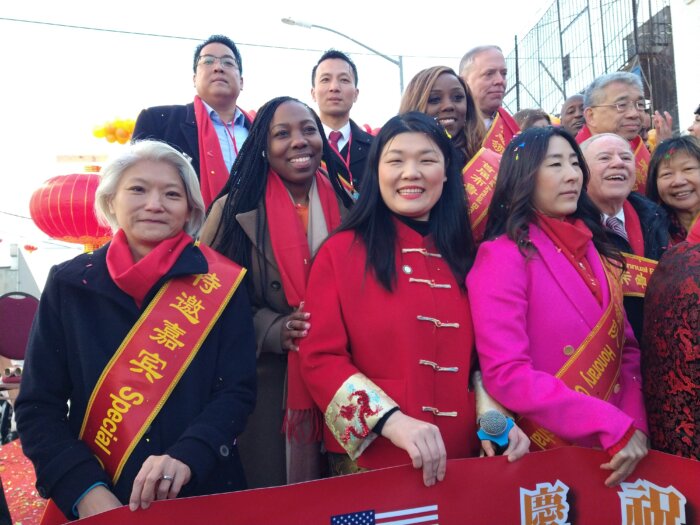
[467,126,648,487]
[299,112,529,487]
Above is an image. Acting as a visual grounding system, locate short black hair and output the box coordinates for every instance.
[311,49,358,86]
[695,104,700,116]
[193,35,242,74]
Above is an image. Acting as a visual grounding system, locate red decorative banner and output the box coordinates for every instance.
[60,448,699,525]
[621,252,658,297]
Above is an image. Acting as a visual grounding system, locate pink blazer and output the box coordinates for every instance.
[467,224,647,451]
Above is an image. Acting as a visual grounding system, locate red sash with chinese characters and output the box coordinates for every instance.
[518,260,626,451]
[79,244,245,482]
[631,135,650,195]
[620,252,657,297]
[462,147,501,242]
[482,107,520,155]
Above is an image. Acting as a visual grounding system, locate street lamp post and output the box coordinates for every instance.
[281,17,404,93]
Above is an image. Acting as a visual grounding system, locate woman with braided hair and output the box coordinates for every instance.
[200,96,354,488]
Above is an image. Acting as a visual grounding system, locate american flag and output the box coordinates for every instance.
[330,504,439,525]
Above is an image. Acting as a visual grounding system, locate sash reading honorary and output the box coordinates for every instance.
[79,243,245,482]
[518,258,626,450]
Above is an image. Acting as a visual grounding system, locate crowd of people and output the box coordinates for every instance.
[12,34,699,521]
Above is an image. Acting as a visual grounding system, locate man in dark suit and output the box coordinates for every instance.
[311,50,373,192]
[132,35,252,207]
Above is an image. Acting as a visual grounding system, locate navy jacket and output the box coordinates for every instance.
[604,192,670,340]
[343,120,373,190]
[15,243,256,519]
[132,103,252,180]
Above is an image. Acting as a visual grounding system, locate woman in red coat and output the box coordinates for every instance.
[299,112,529,487]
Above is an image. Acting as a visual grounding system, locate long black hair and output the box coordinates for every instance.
[209,96,354,296]
[484,126,623,267]
[338,111,475,291]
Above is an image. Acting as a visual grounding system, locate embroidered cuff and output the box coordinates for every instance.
[325,373,398,460]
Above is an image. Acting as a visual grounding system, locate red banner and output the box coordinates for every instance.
[60,448,698,525]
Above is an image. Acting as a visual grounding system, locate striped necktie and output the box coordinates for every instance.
[605,216,628,242]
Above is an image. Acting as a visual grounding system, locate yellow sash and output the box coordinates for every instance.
[463,147,501,242]
[631,136,650,195]
[519,259,626,451]
[620,252,657,297]
[79,244,245,482]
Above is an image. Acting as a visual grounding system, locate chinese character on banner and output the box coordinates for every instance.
[192,272,222,294]
[150,320,187,351]
[129,349,167,384]
[520,480,570,525]
[619,480,687,525]
[169,292,205,324]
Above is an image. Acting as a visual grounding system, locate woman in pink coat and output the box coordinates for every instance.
[467,126,648,486]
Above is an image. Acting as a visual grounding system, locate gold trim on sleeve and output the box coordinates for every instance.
[325,373,398,460]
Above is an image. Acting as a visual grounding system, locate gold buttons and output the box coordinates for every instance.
[613,383,621,394]
[563,345,575,356]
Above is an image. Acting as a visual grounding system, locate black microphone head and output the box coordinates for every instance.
[479,409,508,436]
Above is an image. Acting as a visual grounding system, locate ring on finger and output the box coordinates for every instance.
[285,320,294,330]
[161,474,174,482]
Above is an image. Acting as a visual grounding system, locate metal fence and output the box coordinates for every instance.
[504,0,676,126]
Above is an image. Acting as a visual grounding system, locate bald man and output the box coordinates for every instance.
[560,95,584,136]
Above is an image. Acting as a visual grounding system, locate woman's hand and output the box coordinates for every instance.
[281,304,310,352]
[76,485,122,518]
[481,424,530,462]
[600,430,648,487]
[129,454,192,511]
[380,411,446,487]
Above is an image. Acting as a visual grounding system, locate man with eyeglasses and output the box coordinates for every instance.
[133,35,252,207]
[576,72,659,195]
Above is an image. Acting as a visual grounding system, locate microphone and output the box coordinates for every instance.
[477,410,514,455]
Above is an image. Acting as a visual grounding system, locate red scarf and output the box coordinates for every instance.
[194,95,230,209]
[622,200,645,256]
[106,230,192,307]
[265,170,341,437]
[536,213,602,304]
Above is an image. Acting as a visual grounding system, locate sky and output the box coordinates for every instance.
[0,0,549,246]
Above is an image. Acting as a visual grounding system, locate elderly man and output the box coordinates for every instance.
[311,49,373,192]
[577,72,659,194]
[459,45,520,154]
[560,94,584,136]
[581,133,669,339]
[133,35,252,207]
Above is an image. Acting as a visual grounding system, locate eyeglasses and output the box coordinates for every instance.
[591,100,650,113]
[197,55,239,70]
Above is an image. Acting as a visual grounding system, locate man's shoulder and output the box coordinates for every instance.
[139,103,193,118]
[627,191,667,219]
[349,119,374,144]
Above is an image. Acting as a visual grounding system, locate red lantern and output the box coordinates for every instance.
[30,174,112,251]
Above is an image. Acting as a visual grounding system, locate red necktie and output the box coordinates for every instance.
[329,130,343,153]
